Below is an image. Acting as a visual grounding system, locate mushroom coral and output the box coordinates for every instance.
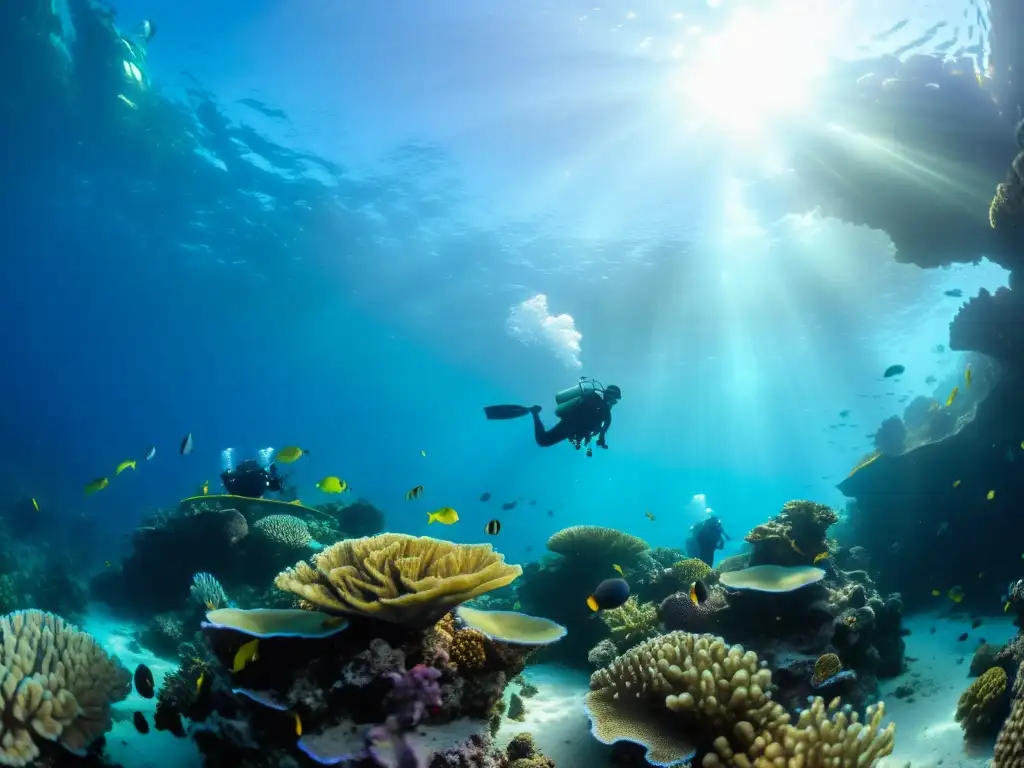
[274,533,522,628]
[546,525,649,562]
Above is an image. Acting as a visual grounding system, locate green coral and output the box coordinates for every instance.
[599,596,660,650]
[957,666,1009,739]
[670,558,711,585]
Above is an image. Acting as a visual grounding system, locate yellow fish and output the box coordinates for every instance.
[204,600,217,611]
[987,490,996,500]
[289,499,304,506]
[1006,600,1013,613]
[199,480,209,496]
[232,639,259,673]
[1020,440,1024,451]
[953,479,961,488]
[104,560,112,568]
[931,589,940,597]
[275,446,308,464]
[427,507,459,525]
[31,498,38,512]
[946,386,959,407]
[115,460,136,476]
[196,673,205,697]
[294,712,302,736]
[965,365,972,386]
[612,564,624,576]
[788,537,805,556]
[948,586,965,603]
[84,477,109,496]
[813,552,829,564]
[645,511,655,521]
[420,449,427,457]
[316,476,347,494]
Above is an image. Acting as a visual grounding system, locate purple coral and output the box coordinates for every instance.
[386,664,442,728]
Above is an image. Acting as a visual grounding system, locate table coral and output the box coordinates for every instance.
[586,631,895,768]
[956,665,1008,739]
[274,533,522,627]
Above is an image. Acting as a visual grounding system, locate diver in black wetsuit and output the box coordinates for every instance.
[686,515,731,566]
[221,459,287,499]
[484,380,621,457]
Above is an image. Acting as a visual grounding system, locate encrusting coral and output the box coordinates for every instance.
[274,533,522,627]
[0,610,131,766]
[745,500,839,567]
[450,628,487,669]
[956,665,1008,739]
[546,525,649,562]
[252,514,312,548]
[599,595,661,650]
[585,631,895,768]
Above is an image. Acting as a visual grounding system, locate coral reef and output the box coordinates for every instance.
[274,533,522,627]
[0,610,131,765]
[956,665,1009,740]
[546,526,649,563]
[745,500,838,567]
[505,732,555,768]
[252,514,312,549]
[588,639,618,669]
[599,596,661,651]
[995,659,1024,768]
[586,631,895,767]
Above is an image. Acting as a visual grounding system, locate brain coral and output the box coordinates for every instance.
[0,610,131,766]
[586,631,895,768]
[956,666,1008,739]
[546,526,648,561]
[670,557,712,586]
[253,514,312,548]
[274,533,522,628]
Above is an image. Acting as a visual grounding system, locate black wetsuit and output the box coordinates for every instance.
[687,518,727,566]
[532,392,612,448]
[222,460,285,499]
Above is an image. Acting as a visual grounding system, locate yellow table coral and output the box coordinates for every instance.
[274,533,522,627]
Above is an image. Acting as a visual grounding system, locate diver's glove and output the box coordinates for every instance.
[529,405,542,415]
[597,438,608,449]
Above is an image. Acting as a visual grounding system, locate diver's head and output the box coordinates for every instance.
[604,384,622,406]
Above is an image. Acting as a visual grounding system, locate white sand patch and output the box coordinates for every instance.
[495,663,611,765]
[879,610,1017,768]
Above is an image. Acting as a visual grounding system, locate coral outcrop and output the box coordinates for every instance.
[745,501,838,567]
[956,666,1009,740]
[274,533,522,627]
[585,631,895,768]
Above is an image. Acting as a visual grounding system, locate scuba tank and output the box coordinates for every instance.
[554,377,605,418]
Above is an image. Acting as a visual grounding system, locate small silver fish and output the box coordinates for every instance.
[145,445,156,461]
[180,433,193,456]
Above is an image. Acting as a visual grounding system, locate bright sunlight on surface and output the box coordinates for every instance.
[676,3,849,138]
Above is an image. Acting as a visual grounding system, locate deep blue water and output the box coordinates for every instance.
[0,0,1008,572]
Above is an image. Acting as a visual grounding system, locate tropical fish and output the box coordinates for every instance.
[965,365,972,386]
[948,586,965,603]
[645,511,655,521]
[232,639,259,673]
[882,364,905,378]
[275,446,308,464]
[84,477,109,496]
[196,672,205,697]
[420,449,427,457]
[813,551,830,564]
[839,410,850,419]
[689,579,708,605]
[612,564,624,576]
[105,560,112,568]
[427,507,459,525]
[587,578,630,611]
[953,480,961,488]
[133,711,149,735]
[485,519,501,535]
[115,460,136,476]
[31,498,38,512]
[199,480,209,496]
[946,387,958,407]
[134,665,155,698]
[987,490,996,500]
[957,632,969,642]
[145,445,156,460]
[945,289,963,298]
[931,589,940,597]
[294,712,303,736]
[405,485,424,501]
[316,477,347,494]
[501,501,517,511]
[480,492,491,502]
[180,433,194,455]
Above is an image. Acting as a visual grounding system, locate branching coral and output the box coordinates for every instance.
[190,572,229,610]
[252,514,312,548]
[546,526,648,562]
[599,596,660,650]
[585,631,895,768]
[956,666,1008,739]
[0,610,132,766]
[274,533,522,627]
[745,500,839,567]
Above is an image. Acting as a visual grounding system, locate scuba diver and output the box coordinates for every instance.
[686,515,731,566]
[221,458,288,499]
[484,377,621,457]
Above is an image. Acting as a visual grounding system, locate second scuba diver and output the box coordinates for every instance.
[686,515,731,566]
[484,377,621,457]
[221,458,288,499]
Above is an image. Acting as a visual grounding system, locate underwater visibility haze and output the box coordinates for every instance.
[7,0,1024,766]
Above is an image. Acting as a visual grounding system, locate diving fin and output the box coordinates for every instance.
[484,405,531,420]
